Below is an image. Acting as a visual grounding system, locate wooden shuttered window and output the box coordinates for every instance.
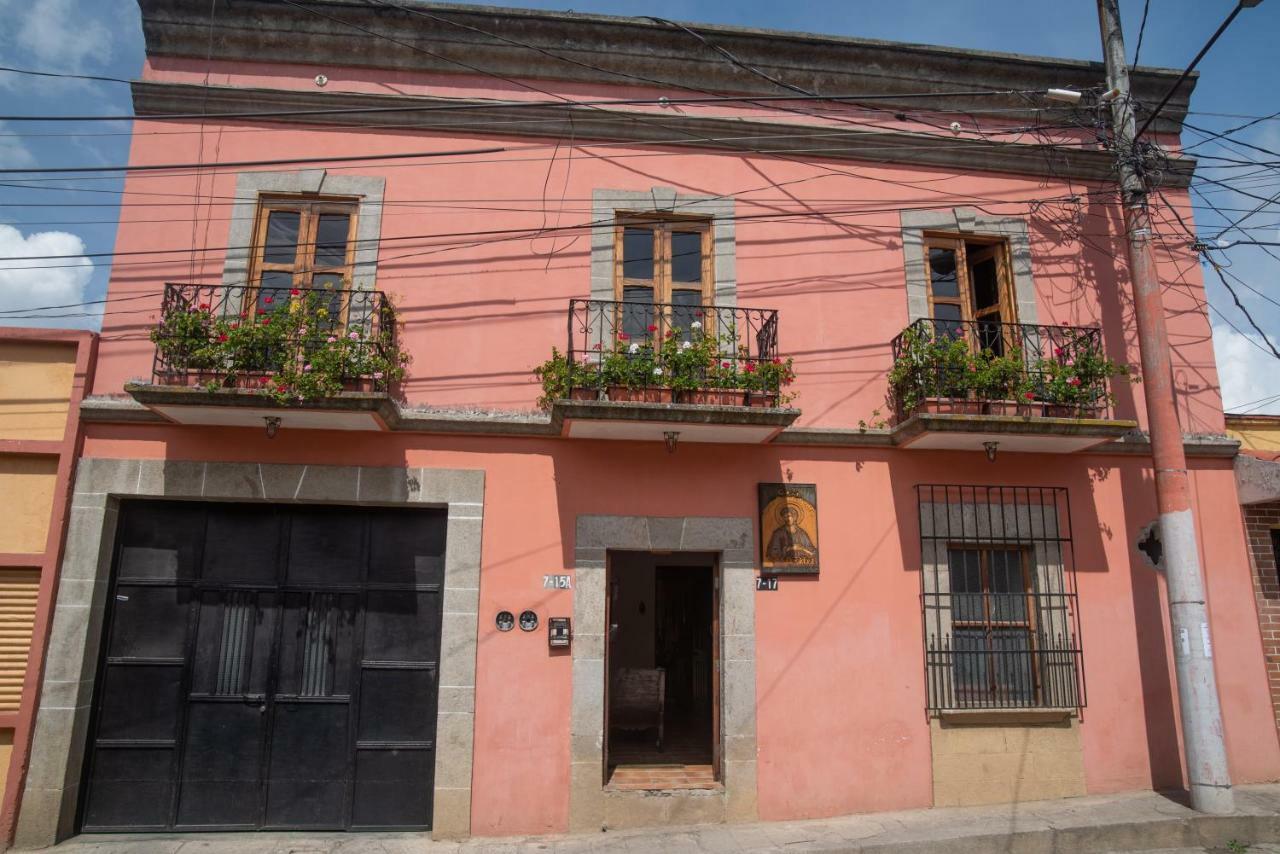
[923,235,1017,354]
[250,198,358,317]
[0,569,39,713]
[613,216,713,338]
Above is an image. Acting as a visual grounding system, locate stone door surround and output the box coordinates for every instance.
[571,515,758,830]
[15,459,483,847]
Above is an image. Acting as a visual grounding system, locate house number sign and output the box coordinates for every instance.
[756,577,779,591]
[543,574,572,590]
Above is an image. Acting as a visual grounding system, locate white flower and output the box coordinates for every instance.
[628,342,640,354]
[681,341,692,350]
[691,320,702,330]
[652,367,662,376]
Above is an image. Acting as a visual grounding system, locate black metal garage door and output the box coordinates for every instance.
[79,500,446,832]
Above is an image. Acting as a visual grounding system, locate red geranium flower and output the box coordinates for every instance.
[1054,346,1065,357]
[646,324,658,333]
[256,308,267,315]
[241,311,249,319]
[217,333,228,342]
[290,288,300,297]
[1024,391,1036,400]
[745,363,757,373]
[198,302,209,311]
[619,332,630,341]
[263,296,274,305]
[1069,377,1082,387]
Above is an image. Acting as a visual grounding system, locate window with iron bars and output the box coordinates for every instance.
[917,485,1085,712]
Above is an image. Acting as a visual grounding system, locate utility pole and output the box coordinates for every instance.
[1096,0,1234,815]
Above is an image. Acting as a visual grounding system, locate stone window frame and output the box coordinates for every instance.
[222,171,385,297]
[899,207,1040,326]
[591,188,736,307]
[570,515,758,830]
[15,459,482,847]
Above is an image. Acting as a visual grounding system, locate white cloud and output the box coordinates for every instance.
[12,0,113,71]
[0,224,99,329]
[1212,322,1280,415]
[0,122,36,169]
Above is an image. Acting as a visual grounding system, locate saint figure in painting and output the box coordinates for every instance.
[766,504,816,564]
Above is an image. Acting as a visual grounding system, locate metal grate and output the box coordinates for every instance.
[917,485,1085,712]
[566,298,780,403]
[215,591,255,696]
[889,317,1111,421]
[301,593,336,697]
[150,282,397,392]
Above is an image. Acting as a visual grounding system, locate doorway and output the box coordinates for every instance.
[605,552,719,789]
[78,500,445,832]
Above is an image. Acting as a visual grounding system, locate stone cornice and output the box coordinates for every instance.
[131,81,1196,187]
[137,0,1195,135]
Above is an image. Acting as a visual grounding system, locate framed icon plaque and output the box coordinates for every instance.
[759,483,819,574]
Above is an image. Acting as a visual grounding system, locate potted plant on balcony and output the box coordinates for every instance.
[534,347,600,408]
[1032,345,1134,418]
[888,325,982,418]
[149,290,407,403]
[601,331,671,404]
[742,356,796,407]
[667,323,748,406]
[975,349,1031,416]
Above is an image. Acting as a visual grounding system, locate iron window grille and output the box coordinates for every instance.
[917,484,1085,712]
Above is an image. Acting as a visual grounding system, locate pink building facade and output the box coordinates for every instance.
[9,1,1279,846]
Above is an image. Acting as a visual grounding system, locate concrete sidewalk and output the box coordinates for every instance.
[41,785,1280,854]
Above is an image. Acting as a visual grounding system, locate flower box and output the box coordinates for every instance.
[680,389,748,407]
[985,399,1039,417]
[746,391,779,408]
[918,396,985,416]
[569,387,602,402]
[1043,403,1102,419]
[607,386,674,404]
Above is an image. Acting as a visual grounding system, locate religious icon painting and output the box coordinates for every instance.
[758,483,819,574]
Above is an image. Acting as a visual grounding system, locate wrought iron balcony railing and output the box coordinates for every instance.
[889,318,1116,422]
[566,299,784,406]
[150,283,397,393]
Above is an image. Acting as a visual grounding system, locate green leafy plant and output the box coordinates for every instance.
[532,317,797,409]
[888,325,973,414]
[1023,335,1136,413]
[1226,840,1249,854]
[150,290,408,404]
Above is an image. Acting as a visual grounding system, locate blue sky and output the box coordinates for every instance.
[0,0,1277,412]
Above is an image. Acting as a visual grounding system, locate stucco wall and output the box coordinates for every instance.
[0,344,76,443]
[85,59,1226,437]
[45,427,1277,836]
[0,332,94,845]
[930,718,1086,806]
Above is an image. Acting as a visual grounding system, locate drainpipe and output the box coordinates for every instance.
[1096,0,1234,814]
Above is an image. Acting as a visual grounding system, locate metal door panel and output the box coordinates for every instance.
[80,501,447,833]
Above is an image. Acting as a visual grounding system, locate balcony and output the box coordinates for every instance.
[544,299,800,444]
[888,318,1137,454]
[125,283,402,431]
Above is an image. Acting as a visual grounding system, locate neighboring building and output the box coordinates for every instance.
[1228,413,1280,736]
[10,1,1279,845]
[0,329,95,844]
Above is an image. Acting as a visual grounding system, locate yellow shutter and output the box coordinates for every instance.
[0,570,40,713]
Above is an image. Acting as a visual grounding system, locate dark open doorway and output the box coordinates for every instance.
[605,552,719,790]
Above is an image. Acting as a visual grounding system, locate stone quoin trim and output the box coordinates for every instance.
[570,514,758,830]
[899,207,1041,326]
[221,170,386,294]
[14,459,483,847]
[591,188,737,307]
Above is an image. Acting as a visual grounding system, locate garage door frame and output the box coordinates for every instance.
[14,459,484,848]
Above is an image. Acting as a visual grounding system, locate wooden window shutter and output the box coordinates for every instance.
[0,569,39,713]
